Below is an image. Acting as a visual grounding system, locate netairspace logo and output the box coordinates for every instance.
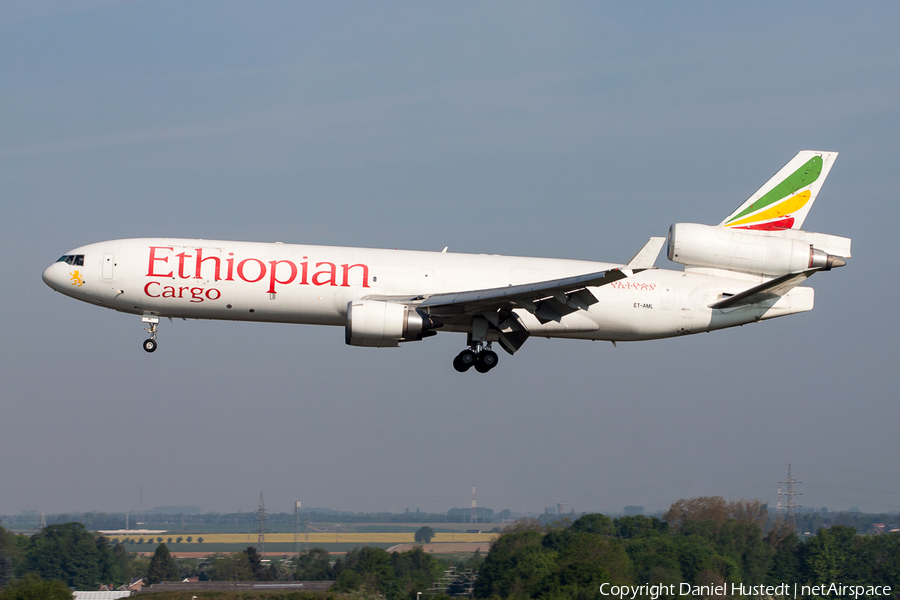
[597,582,893,599]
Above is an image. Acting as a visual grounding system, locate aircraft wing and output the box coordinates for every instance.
[708,269,818,309]
[364,267,625,356]
[362,237,663,354]
[416,267,626,317]
[364,267,624,317]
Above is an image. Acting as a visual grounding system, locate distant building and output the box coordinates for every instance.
[73,592,133,599]
[139,581,334,594]
[97,529,166,536]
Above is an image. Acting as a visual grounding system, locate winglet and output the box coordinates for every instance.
[625,237,666,272]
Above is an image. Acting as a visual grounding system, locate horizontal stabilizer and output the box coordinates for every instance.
[709,269,817,309]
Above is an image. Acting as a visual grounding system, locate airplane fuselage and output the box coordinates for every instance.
[42,237,812,344]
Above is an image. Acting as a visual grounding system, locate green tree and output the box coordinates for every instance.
[243,546,274,581]
[625,535,684,596]
[389,546,443,597]
[146,544,179,585]
[414,526,435,544]
[856,532,900,590]
[0,573,72,600]
[332,546,440,600]
[679,519,774,584]
[545,533,634,597]
[111,544,136,584]
[474,530,549,598]
[18,522,112,588]
[0,551,12,589]
[615,515,668,539]
[0,521,14,588]
[333,547,397,598]
[94,536,120,585]
[765,532,800,586]
[206,553,253,581]
[295,548,333,580]
[570,513,615,537]
[798,525,858,585]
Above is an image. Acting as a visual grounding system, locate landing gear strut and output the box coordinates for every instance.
[453,343,498,373]
[142,314,159,353]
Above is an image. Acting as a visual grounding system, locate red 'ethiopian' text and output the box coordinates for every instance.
[143,246,371,301]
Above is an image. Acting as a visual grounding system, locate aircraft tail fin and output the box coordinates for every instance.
[720,151,838,231]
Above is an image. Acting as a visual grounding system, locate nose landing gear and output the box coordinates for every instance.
[142,314,159,353]
[453,343,499,373]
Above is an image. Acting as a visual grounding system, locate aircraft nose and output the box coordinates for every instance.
[42,262,64,290]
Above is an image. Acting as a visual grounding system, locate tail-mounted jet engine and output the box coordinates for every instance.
[345,300,436,348]
[667,223,847,276]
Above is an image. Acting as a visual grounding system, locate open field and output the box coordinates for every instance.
[387,542,491,554]
[132,542,398,555]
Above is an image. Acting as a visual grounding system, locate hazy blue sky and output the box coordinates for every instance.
[1,2,898,518]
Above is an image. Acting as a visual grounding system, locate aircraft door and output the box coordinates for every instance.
[102,254,114,279]
[661,285,675,310]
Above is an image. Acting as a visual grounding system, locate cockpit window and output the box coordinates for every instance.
[56,255,84,266]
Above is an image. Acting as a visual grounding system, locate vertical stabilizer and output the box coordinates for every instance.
[720,151,838,231]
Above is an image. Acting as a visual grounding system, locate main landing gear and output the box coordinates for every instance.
[142,314,159,353]
[453,343,499,374]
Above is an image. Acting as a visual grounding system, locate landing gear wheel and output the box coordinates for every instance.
[479,350,498,370]
[141,314,160,354]
[453,349,476,372]
[474,350,498,373]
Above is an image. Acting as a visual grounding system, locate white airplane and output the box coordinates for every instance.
[43,151,850,373]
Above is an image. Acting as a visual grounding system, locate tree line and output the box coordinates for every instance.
[473,497,900,599]
[4,498,899,600]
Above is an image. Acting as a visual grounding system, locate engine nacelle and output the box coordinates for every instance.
[345,300,427,347]
[667,223,847,276]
